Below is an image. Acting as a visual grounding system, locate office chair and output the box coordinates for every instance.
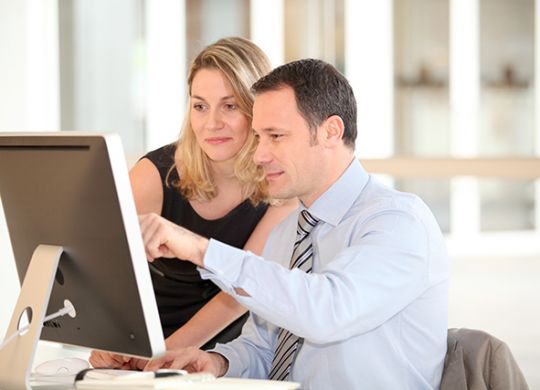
[440,328,529,390]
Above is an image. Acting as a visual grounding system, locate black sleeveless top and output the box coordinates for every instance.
[144,144,268,349]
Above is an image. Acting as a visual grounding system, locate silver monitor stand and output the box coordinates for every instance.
[0,245,63,390]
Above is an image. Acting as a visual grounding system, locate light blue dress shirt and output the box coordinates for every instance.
[200,159,448,390]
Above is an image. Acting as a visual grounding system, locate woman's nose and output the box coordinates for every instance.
[206,109,224,130]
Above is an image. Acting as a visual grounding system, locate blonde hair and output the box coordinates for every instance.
[172,37,272,204]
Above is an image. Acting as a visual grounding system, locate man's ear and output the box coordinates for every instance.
[321,115,345,148]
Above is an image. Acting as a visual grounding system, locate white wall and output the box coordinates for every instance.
[0,0,25,339]
[0,0,59,337]
[0,199,18,339]
[0,1,28,132]
[144,0,186,152]
[69,0,144,155]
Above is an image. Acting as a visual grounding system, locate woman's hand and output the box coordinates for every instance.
[89,350,149,370]
[89,350,131,369]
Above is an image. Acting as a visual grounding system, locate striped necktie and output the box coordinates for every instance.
[268,210,320,381]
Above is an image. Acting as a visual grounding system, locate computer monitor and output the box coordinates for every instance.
[0,133,165,388]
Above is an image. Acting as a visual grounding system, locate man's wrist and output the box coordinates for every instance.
[192,235,209,267]
[208,352,229,377]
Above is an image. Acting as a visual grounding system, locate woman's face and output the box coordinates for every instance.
[190,68,250,164]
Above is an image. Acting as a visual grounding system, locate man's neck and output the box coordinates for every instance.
[301,151,355,208]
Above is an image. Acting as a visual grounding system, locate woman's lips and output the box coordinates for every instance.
[205,137,231,145]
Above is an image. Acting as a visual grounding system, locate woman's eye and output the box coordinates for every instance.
[224,103,237,110]
[193,103,206,111]
[270,134,283,140]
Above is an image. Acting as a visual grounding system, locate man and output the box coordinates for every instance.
[141,59,448,389]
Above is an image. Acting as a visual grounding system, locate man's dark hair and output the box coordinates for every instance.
[252,58,357,148]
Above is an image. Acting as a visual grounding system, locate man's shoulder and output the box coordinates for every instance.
[343,176,443,241]
[351,177,426,217]
[360,176,436,213]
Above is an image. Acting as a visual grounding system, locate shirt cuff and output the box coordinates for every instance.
[210,344,244,378]
[198,239,245,286]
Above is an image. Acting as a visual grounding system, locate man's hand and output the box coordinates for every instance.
[143,347,229,377]
[139,213,209,267]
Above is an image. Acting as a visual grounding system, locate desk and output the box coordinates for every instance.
[32,341,91,371]
[31,377,300,390]
[28,342,299,390]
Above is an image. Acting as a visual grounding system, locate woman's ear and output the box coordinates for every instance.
[321,115,345,148]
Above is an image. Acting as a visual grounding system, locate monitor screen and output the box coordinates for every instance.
[0,132,165,359]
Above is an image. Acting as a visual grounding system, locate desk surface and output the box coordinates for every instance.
[31,377,300,390]
[29,343,299,390]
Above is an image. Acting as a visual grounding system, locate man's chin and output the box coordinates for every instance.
[268,186,291,200]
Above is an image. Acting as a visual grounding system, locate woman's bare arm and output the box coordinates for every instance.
[129,158,163,214]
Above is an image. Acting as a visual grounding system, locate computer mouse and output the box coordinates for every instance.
[34,357,90,376]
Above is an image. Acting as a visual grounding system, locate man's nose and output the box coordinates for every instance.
[253,139,272,166]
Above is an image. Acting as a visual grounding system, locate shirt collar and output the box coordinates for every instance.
[303,159,369,227]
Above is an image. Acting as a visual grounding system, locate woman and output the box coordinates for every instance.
[90,37,296,368]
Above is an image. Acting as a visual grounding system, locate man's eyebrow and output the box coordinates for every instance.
[253,127,286,134]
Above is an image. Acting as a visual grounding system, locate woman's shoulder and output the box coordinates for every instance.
[143,143,177,170]
[141,143,179,183]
